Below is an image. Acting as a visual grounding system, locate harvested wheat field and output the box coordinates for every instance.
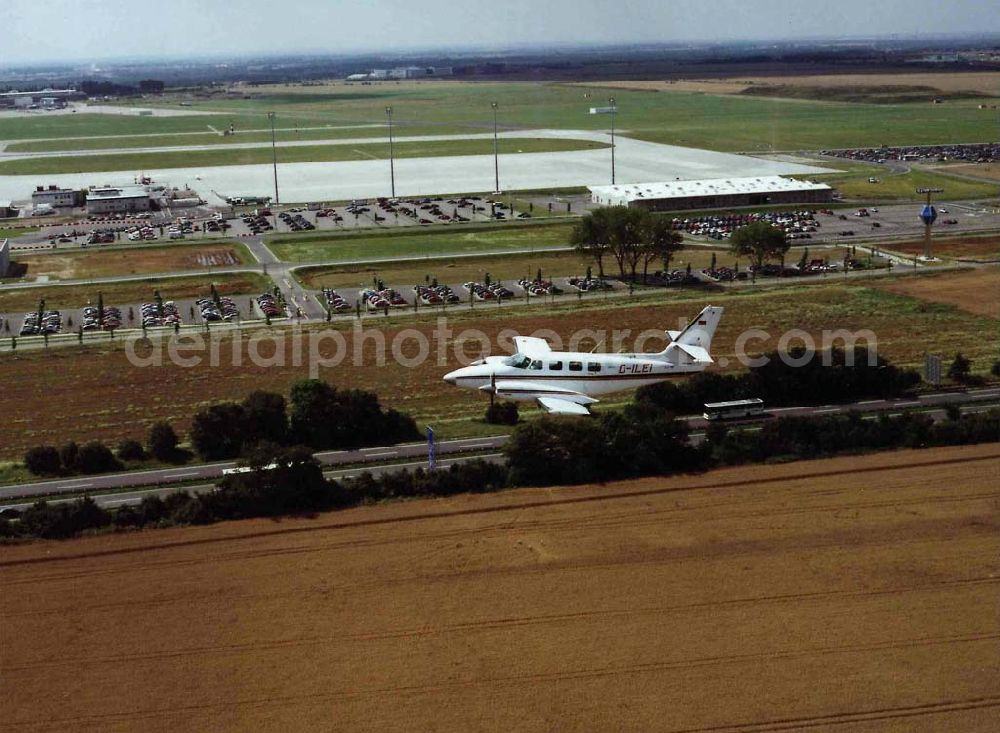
[581,72,1000,97]
[3,444,1000,732]
[878,267,1000,318]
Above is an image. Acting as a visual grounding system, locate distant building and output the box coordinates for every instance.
[0,88,78,109]
[86,185,151,214]
[31,185,80,208]
[0,239,9,278]
[589,176,833,212]
[0,201,12,218]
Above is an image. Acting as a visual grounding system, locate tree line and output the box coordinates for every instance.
[6,405,998,542]
[571,207,684,282]
[636,346,921,414]
[22,380,419,476]
[571,208,793,282]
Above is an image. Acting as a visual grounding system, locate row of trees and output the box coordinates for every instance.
[637,347,921,414]
[8,407,998,541]
[189,380,420,460]
[23,379,418,474]
[570,207,685,282]
[24,423,180,477]
[571,208,793,283]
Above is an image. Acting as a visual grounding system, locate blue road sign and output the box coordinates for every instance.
[426,426,436,471]
[919,204,937,227]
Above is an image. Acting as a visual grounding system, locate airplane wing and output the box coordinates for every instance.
[513,336,551,355]
[537,397,593,416]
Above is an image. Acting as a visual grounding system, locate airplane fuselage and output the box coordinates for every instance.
[444,352,699,400]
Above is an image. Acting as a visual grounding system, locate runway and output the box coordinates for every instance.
[0,129,832,204]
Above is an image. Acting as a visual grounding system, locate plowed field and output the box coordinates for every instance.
[3,444,999,731]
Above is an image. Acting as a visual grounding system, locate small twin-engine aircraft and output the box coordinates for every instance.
[443,305,723,415]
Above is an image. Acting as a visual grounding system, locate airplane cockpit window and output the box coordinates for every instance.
[529,360,543,370]
[503,355,532,369]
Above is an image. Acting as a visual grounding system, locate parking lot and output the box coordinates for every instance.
[0,287,286,341]
[224,194,541,237]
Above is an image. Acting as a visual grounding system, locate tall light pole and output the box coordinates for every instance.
[917,187,944,260]
[491,101,500,193]
[609,96,617,185]
[385,106,396,199]
[267,112,279,205]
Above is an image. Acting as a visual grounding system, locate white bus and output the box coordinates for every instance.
[221,462,279,476]
[703,398,765,421]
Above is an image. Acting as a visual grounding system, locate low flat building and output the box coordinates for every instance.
[0,239,9,278]
[31,185,80,208]
[589,176,833,212]
[86,185,151,214]
[0,201,12,218]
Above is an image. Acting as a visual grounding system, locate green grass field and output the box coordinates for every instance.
[0,137,607,175]
[812,168,1000,201]
[122,82,1000,152]
[4,81,998,156]
[269,221,576,263]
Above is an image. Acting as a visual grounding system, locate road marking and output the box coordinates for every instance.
[857,400,883,405]
[461,443,496,450]
[814,408,840,414]
[895,401,920,407]
[163,471,199,479]
[59,482,93,489]
[363,451,397,458]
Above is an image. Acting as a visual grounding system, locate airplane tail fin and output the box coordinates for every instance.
[655,306,723,362]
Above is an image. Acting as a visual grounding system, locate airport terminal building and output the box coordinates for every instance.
[589,176,834,212]
[86,185,151,215]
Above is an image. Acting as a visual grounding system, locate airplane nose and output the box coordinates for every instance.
[443,370,458,385]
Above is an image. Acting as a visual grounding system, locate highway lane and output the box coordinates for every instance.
[2,388,998,508]
[0,436,508,502]
[0,453,506,512]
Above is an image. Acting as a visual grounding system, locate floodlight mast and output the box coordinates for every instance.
[917,187,944,259]
[267,112,279,205]
[609,96,617,185]
[491,101,500,193]
[386,106,396,199]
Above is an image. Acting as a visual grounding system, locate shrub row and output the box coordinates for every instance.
[5,407,998,543]
[636,347,920,414]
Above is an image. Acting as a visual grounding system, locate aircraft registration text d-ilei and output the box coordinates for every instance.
[443,305,723,416]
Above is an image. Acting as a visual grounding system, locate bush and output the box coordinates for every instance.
[485,401,520,425]
[76,441,121,475]
[288,379,420,450]
[190,403,246,460]
[116,439,145,461]
[59,441,79,473]
[242,391,289,446]
[24,446,61,476]
[19,497,111,539]
[948,352,972,383]
[147,421,179,461]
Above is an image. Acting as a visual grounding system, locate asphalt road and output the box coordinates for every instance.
[0,453,507,512]
[0,435,507,503]
[2,387,998,511]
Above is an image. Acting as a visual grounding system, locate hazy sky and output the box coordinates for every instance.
[3,0,998,64]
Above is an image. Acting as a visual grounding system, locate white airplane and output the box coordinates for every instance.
[443,305,724,415]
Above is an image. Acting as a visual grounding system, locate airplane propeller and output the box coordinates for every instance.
[489,371,496,406]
